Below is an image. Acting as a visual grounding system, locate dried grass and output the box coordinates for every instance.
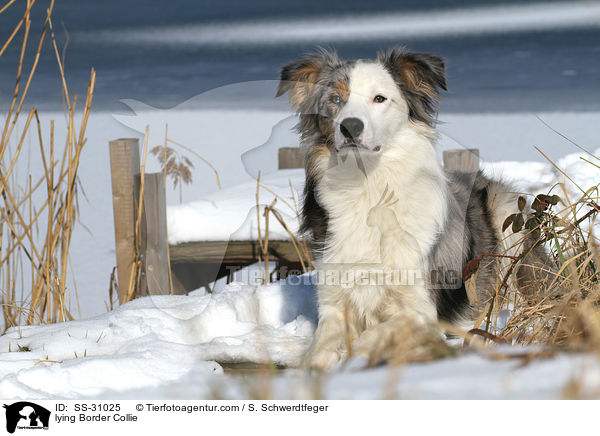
[124,127,150,302]
[254,171,313,285]
[1,0,95,331]
[475,153,600,353]
[150,124,222,203]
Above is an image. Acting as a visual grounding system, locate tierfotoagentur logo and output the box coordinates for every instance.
[3,402,50,434]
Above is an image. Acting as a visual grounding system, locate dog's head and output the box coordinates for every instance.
[276,48,447,156]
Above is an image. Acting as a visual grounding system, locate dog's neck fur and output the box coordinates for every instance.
[315,121,448,267]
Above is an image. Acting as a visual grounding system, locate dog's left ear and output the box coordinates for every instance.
[378,48,447,125]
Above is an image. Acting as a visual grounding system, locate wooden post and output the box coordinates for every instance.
[109,138,140,304]
[278,147,303,169]
[443,149,479,173]
[139,173,172,295]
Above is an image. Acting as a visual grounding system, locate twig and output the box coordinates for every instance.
[256,171,264,283]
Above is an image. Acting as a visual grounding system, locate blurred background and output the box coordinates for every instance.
[1,0,599,112]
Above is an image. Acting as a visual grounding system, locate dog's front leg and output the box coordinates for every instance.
[305,304,356,370]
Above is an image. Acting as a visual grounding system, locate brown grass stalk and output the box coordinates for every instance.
[125,126,150,302]
[255,171,264,283]
[264,205,312,273]
[1,1,95,331]
[0,0,18,16]
[253,172,314,284]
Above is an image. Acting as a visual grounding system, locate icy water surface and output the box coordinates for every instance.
[0,0,598,112]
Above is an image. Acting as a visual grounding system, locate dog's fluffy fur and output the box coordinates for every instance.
[277,48,548,369]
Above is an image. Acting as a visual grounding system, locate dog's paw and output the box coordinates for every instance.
[354,318,453,365]
[353,329,389,363]
[305,347,343,371]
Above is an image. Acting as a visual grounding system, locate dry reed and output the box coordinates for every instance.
[1,0,95,331]
[254,170,313,285]
[150,124,222,204]
[453,150,600,356]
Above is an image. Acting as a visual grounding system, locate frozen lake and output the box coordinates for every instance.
[0,0,599,112]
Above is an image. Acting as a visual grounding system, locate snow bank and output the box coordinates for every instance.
[0,277,317,399]
[167,169,304,244]
[481,148,600,198]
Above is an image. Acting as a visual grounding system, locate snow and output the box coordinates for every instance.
[0,277,316,399]
[2,272,600,400]
[167,169,304,243]
[92,351,600,400]
[483,148,600,197]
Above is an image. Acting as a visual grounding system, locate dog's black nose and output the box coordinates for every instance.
[340,117,364,140]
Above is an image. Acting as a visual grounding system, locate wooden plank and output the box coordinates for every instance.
[169,240,302,264]
[443,149,479,173]
[169,259,306,293]
[109,138,140,304]
[170,262,234,294]
[278,147,303,169]
[139,173,175,295]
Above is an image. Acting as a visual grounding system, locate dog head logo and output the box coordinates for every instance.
[3,402,50,433]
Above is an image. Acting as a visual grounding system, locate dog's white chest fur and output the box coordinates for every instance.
[318,126,447,264]
[314,125,447,324]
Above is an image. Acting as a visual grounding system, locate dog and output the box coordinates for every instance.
[276,47,549,369]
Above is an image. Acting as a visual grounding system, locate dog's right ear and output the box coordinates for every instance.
[276,55,324,109]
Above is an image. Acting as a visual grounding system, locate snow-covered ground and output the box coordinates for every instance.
[2,273,600,400]
[0,278,315,399]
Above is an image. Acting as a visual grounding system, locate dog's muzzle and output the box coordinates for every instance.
[336,142,382,153]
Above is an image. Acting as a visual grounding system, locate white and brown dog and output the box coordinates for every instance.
[277,47,549,369]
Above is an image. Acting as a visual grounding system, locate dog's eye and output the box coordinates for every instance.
[373,95,387,103]
[329,95,341,105]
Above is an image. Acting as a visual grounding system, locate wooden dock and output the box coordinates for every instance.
[108,139,307,300]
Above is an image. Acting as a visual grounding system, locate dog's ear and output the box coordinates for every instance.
[378,48,447,125]
[276,54,325,109]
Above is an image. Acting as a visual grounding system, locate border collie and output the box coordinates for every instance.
[277,47,548,369]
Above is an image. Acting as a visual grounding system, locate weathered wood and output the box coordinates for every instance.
[278,147,303,169]
[139,173,175,295]
[168,240,307,293]
[109,138,140,304]
[170,262,233,294]
[443,149,479,173]
[169,240,301,264]
[168,257,306,293]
